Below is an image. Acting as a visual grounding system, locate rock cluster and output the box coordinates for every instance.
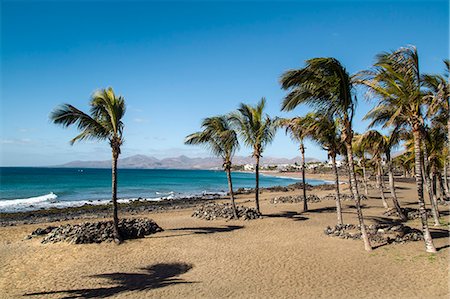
[192,203,262,220]
[437,199,449,206]
[383,208,432,220]
[320,193,367,201]
[29,218,163,244]
[324,223,423,244]
[270,194,321,204]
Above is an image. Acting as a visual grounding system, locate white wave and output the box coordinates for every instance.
[0,192,58,209]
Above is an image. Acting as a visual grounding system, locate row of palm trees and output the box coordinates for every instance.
[186,45,447,253]
[50,45,447,252]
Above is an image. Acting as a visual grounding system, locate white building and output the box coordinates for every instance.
[243,164,254,171]
[327,159,345,168]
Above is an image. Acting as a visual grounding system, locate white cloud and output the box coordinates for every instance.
[133,118,148,123]
[0,138,32,145]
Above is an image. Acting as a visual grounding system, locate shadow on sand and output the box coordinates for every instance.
[264,211,309,221]
[149,225,245,239]
[25,263,195,298]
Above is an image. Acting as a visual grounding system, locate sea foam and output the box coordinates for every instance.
[0,192,58,210]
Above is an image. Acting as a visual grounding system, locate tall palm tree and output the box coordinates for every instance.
[357,131,389,209]
[229,98,277,214]
[308,113,345,225]
[276,115,314,212]
[423,59,450,167]
[358,129,407,220]
[423,60,450,194]
[357,46,436,252]
[50,87,126,243]
[352,136,369,196]
[185,116,240,218]
[280,57,373,251]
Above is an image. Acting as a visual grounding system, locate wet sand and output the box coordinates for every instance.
[0,175,449,298]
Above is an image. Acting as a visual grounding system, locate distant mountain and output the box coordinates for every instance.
[56,154,322,169]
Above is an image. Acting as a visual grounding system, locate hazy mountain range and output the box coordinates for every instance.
[56,154,322,169]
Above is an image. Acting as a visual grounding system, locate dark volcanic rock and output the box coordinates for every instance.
[321,193,367,201]
[324,223,423,244]
[192,203,262,220]
[383,207,432,220]
[30,218,163,244]
[270,194,321,204]
[31,226,57,236]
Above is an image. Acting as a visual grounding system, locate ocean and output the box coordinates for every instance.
[0,167,328,212]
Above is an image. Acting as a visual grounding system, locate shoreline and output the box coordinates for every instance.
[1,178,448,298]
[0,179,332,226]
[0,170,328,216]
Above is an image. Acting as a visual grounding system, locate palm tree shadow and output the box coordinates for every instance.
[24,263,195,299]
[149,225,245,239]
[264,211,309,221]
[306,206,337,214]
[171,225,244,234]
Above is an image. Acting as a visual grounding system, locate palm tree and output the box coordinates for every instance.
[308,113,345,225]
[423,59,450,167]
[50,87,126,243]
[357,131,389,209]
[423,60,450,195]
[229,98,277,214]
[358,129,407,220]
[185,116,240,218]
[352,136,369,196]
[276,115,314,212]
[393,152,414,178]
[357,46,436,252]
[280,57,373,251]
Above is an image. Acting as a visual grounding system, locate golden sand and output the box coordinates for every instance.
[0,176,448,298]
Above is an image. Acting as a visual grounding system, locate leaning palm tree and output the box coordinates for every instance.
[276,115,314,212]
[353,134,369,196]
[423,61,450,194]
[308,113,345,225]
[185,116,240,219]
[358,129,407,220]
[229,98,277,214]
[423,59,450,164]
[50,87,126,243]
[280,57,373,251]
[357,131,390,209]
[357,46,436,252]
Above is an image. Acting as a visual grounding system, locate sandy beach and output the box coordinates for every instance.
[0,173,449,299]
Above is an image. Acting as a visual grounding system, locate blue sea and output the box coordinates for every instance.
[0,167,328,213]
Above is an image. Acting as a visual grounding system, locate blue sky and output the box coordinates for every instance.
[1,0,448,166]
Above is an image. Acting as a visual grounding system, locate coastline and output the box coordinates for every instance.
[0,178,448,298]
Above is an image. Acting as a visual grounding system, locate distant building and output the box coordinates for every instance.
[243,164,254,171]
[327,159,345,168]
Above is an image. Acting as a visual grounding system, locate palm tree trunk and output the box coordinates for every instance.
[432,173,441,204]
[378,161,389,209]
[421,141,440,226]
[300,143,308,212]
[332,154,343,225]
[345,141,372,252]
[362,160,368,196]
[255,155,260,214]
[447,117,450,177]
[438,172,450,200]
[412,128,436,252]
[444,160,449,194]
[226,166,238,219]
[344,154,353,190]
[386,153,407,221]
[111,148,122,243]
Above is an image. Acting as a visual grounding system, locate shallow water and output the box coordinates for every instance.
[0,167,327,212]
